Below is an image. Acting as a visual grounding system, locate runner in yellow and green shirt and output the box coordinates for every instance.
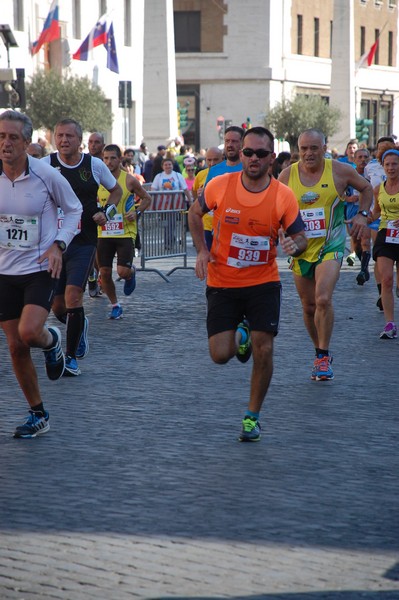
[97,144,151,319]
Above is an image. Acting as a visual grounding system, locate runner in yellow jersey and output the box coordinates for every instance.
[97,144,151,319]
[369,148,399,339]
[192,146,223,250]
[279,129,373,381]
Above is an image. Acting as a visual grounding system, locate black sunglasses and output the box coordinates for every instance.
[242,148,272,158]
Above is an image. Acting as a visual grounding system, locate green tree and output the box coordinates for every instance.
[265,95,342,152]
[25,70,113,133]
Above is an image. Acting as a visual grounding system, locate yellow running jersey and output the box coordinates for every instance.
[193,168,213,231]
[377,182,399,230]
[288,159,346,262]
[97,170,137,239]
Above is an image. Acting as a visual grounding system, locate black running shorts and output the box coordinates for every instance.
[206,281,282,338]
[54,240,97,295]
[97,238,135,269]
[373,229,399,262]
[0,271,56,321]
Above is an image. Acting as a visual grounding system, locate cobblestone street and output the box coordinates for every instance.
[0,247,398,599]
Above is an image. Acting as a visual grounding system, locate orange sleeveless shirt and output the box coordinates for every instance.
[204,172,300,287]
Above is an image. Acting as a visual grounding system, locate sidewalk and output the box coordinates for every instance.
[0,246,398,600]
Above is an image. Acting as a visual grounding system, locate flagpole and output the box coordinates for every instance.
[354,19,389,121]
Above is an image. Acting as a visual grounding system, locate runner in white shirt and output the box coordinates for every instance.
[0,110,82,438]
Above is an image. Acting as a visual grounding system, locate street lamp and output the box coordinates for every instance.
[0,24,18,68]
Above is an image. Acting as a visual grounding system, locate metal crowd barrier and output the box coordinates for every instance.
[136,189,194,282]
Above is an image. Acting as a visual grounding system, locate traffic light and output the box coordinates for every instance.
[0,81,10,108]
[216,115,225,141]
[216,116,224,130]
[0,68,25,109]
[355,118,373,142]
[246,116,252,129]
[13,68,25,109]
[241,117,252,130]
[179,107,188,129]
[118,81,132,108]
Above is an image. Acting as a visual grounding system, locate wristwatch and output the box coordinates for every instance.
[54,240,67,252]
[358,210,368,218]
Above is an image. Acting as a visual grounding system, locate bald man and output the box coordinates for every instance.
[27,143,45,159]
[88,132,105,160]
[192,146,224,250]
[279,128,373,382]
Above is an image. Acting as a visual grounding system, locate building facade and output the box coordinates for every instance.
[0,0,398,153]
[174,0,399,151]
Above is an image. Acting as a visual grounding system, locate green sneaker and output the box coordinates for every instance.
[236,319,252,363]
[239,416,261,442]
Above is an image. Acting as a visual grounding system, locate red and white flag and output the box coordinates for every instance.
[357,39,379,70]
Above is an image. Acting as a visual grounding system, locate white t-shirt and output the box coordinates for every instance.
[0,156,82,275]
[151,170,188,192]
[364,159,386,189]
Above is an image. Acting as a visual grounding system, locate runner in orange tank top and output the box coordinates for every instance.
[189,126,308,442]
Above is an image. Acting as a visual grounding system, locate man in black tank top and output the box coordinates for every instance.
[45,118,122,376]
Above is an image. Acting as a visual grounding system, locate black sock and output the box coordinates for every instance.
[361,251,371,271]
[377,283,382,295]
[316,348,329,357]
[66,307,84,357]
[356,249,362,262]
[54,312,68,325]
[31,403,45,416]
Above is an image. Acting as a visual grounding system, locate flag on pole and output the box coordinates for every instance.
[31,0,60,55]
[365,39,379,66]
[72,15,108,61]
[73,16,119,73]
[357,39,379,70]
[106,22,119,74]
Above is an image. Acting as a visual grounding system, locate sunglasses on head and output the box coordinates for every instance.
[242,148,272,158]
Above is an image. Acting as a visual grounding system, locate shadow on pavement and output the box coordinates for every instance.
[150,592,399,600]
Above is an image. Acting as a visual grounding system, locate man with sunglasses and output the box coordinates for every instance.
[279,128,373,382]
[188,126,307,442]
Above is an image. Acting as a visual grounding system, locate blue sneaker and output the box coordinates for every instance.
[76,317,89,359]
[239,416,261,442]
[108,305,123,320]
[14,410,50,439]
[236,319,252,363]
[314,355,334,381]
[63,355,81,377]
[43,326,65,380]
[311,360,318,381]
[123,267,136,296]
